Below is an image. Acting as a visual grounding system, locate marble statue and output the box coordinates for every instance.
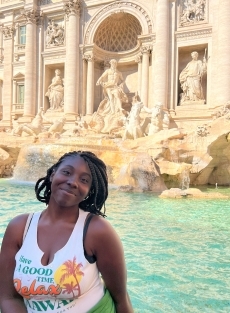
[46,20,64,47]
[45,69,64,111]
[89,59,129,135]
[72,116,88,136]
[47,117,66,135]
[12,107,45,137]
[96,59,128,115]
[179,51,207,105]
[122,101,144,140]
[142,102,170,135]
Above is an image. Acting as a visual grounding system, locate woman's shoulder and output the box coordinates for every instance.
[7,213,34,237]
[87,214,118,238]
[8,213,31,226]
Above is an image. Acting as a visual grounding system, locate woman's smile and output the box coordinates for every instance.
[60,187,78,197]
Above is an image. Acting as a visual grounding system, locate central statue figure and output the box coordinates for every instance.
[96,59,128,115]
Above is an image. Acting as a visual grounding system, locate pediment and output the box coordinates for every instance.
[13,72,25,80]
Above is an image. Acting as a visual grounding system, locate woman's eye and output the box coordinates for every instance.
[81,178,89,183]
[62,170,70,175]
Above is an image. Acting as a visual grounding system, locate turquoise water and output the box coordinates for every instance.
[0,179,230,312]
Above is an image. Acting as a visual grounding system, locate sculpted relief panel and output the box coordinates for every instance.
[180,0,206,27]
[45,20,65,47]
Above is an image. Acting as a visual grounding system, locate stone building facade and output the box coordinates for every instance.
[0,0,229,130]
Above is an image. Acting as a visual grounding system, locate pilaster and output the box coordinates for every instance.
[215,0,230,106]
[1,25,14,128]
[153,0,169,108]
[21,8,42,121]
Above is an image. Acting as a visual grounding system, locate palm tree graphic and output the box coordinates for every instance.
[60,256,84,297]
[63,281,79,298]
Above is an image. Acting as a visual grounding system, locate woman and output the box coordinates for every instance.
[0,151,134,313]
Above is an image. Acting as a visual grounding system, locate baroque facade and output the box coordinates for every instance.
[0,0,229,129]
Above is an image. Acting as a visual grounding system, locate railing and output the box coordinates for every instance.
[1,0,18,4]
[14,104,24,110]
[11,104,24,119]
[15,44,25,52]
[38,0,61,5]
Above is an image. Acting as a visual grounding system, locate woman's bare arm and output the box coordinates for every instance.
[85,216,134,313]
[0,214,29,313]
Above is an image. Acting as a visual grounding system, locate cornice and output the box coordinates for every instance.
[175,26,212,42]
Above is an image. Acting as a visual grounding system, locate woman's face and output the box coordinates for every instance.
[50,155,93,208]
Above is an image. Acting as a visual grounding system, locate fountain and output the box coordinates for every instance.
[1,99,230,199]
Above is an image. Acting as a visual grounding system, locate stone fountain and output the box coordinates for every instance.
[1,56,230,198]
[1,98,230,199]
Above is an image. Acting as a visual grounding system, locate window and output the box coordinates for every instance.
[18,84,24,104]
[19,26,26,45]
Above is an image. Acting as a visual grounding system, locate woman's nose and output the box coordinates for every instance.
[67,177,78,188]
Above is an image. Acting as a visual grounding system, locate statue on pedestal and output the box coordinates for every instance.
[90,59,129,135]
[96,59,128,115]
[45,69,64,111]
[179,51,207,105]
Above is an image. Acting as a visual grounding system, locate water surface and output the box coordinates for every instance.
[0,179,230,312]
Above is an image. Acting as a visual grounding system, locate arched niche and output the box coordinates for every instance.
[84,1,153,47]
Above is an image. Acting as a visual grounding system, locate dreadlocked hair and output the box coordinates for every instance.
[35,151,108,217]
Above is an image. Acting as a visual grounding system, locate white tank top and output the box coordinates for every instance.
[13,209,104,313]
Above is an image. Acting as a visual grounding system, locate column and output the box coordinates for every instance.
[0,80,3,107]
[140,47,150,107]
[1,25,14,128]
[150,47,155,109]
[153,0,169,107]
[23,9,38,121]
[169,0,176,112]
[82,56,87,116]
[135,53,142,99]
[86,54,95,115]
[64,0,80,120]
[215,0,230,106]
[0,24,3,64]
[37,17,44,111]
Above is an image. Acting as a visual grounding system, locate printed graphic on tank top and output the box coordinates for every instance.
[13,210,104,313]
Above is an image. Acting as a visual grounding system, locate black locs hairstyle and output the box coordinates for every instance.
[35,151,108,217]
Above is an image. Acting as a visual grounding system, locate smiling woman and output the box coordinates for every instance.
[0,151,134,313]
